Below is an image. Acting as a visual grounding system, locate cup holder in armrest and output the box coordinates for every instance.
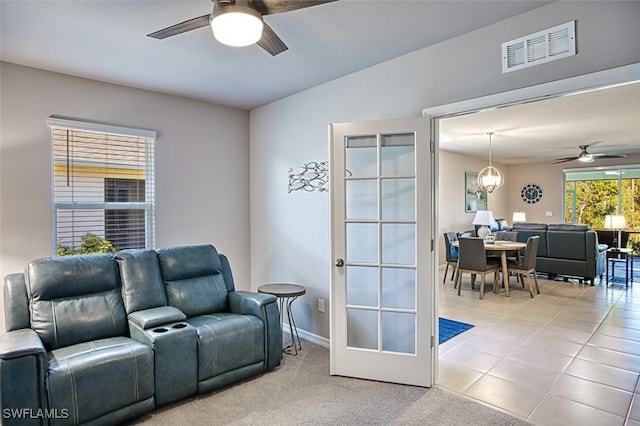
[172,323,188,329]
[153,327,169,333]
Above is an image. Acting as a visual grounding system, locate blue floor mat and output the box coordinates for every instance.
[439,317,474,344]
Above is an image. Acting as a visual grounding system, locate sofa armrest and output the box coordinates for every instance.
[128,306,187,330]
[0,329,48,425]
[229,291,282,370]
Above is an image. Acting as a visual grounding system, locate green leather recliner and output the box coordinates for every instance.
[0,245,281,425]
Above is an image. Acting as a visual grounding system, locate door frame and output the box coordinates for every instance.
[424,62,640,383]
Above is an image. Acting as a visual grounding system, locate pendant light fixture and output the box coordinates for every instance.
[477,132,504,193]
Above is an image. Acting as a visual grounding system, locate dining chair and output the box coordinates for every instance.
[443,232,459,284]
[505,236,541,297]
[495,230,520,261]
[496,231,518,242]
[455,237,500,299]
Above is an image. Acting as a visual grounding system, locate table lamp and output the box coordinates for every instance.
[512,211,527,223]
[604,214,626,249]
[473,210,495,240]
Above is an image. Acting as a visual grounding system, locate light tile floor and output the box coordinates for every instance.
[436,265,640,425]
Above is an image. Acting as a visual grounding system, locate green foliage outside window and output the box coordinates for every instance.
[57,232,117,256]
[566,178,640,253]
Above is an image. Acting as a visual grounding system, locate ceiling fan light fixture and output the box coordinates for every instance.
[211,4,264,47]
[578,154,594,163]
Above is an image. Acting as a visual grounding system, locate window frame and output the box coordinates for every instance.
[47,116,156,255]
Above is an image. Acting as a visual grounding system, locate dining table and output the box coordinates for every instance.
[452,239,527,296]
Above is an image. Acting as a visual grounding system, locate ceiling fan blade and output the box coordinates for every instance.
[147,14,211,39]
[251,0,337,16]
[591,153,628,159]
[257,23,288,56]
[553,157,579,164]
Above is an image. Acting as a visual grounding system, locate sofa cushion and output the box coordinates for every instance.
[157,245,230,317]
[117,249,167,314]
[547,230,588,260]
[186,313,265,381]
[25,254,127,350]
[47,336,154,425]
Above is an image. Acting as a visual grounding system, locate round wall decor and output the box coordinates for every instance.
[521,183,543,204]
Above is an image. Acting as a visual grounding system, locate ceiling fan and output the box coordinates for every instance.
[147,0,337,56]
[553,144,627,164]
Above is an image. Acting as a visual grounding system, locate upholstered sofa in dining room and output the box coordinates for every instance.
[0,244,281,425]
[510,223,608,285]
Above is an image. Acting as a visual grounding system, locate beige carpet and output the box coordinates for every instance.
[127,341,531,425]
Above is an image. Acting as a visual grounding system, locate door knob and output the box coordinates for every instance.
[335,258,344,267]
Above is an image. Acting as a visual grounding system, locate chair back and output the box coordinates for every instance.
[458,237,487,271]
[522,236,540,269]
[496,231,518,242]
[443,232,458,262]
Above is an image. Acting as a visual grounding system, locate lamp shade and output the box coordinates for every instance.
[472,210,495,226]
[604,214,627,230]
[512,211,527,223]
[211,3,264,47]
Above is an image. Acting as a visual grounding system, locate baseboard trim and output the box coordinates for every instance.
[282,325,329,348]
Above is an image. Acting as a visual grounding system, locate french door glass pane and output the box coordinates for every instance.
[347,309,378,350]
[347,223,378,263]
[381,133,414,176]
[381,178,415,220]
[382,223,416,265]
[346,266,378,307]
[382,312,415,353]
[382,267,415,309]
[346,179,378,220]
[346,136,377,177]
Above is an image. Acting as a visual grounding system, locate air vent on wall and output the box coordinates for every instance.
[502,21,576,73]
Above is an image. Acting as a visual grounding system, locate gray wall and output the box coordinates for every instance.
[249,1,640,342]
[0,63,251,333]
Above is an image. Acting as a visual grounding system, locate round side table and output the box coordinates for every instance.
[258,283,306,355]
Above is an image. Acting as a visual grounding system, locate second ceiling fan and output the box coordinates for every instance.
[553,144,627,164]
[147,0,337,56]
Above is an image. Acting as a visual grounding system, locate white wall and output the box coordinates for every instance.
[0,63,251,333]
[250,1,640,341]
[437,150,509,263]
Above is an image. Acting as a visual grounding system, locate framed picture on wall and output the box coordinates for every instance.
[465,172,487,212]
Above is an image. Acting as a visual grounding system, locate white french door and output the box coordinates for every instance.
[329,117,435,387]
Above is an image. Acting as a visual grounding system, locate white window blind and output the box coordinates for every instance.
[48,117,156,255]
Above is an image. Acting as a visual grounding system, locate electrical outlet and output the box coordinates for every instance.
[318,298,325,313]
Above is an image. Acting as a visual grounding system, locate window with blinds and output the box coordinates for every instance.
[48,117,156,255]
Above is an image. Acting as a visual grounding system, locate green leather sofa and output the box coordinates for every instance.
[0,245,281,425]
[511,223,607,285]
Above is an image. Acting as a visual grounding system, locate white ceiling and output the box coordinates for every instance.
[439,81,640,165]
[1,0,551,110]
[1,0,638,164]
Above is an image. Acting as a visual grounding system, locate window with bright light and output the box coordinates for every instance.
[48,117,156,255]
[564,167,640,250]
